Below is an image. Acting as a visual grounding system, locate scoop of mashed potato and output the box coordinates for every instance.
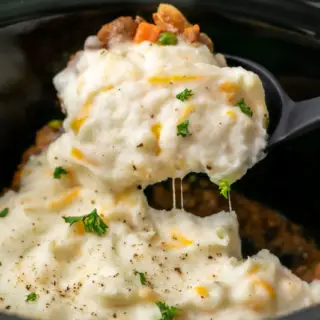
[0,152,319,320]
[48,38,268,192]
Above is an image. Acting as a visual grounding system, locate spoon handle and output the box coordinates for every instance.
[268,96,320,148]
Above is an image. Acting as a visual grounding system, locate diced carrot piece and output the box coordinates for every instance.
[134,22,161,44]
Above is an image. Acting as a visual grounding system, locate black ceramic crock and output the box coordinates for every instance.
[0,0,319,319]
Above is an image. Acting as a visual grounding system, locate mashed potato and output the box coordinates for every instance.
[0,152,319,320]
[0,4,319,320]
[48,38,267,192]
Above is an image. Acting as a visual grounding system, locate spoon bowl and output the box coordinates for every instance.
[224,54,320,149]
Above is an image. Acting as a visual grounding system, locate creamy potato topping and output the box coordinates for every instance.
[0,4,319,320]
[0,152,319,320]
[49,39,267,191]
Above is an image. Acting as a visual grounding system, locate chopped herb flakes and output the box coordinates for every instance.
[235,99,253,117]
[218,179,231,199]
[63,209,107,236]
[265,116,270,129]
[63,216,83,225]
[177,120,191,137]
[100,49,107,56]
[158,32,177,46]
[134,271,147,285]
[26,292,37,302]
[48,119,62,130]
[53,167,68,179]
[176,88,193,101]
[0,208,9,218]
[156,301,178,320]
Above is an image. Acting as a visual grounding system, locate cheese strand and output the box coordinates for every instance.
[228,191,232,212]
[172,178,176,209]
[180,178,184,210]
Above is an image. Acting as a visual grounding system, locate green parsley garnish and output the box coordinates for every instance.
[53,167,68,179]
[48,119,62,130]
[235,99,253,117]
[26,292,37,302]
[265,116,270,129]
[156,301,178,320]
[176,88,194,101]
[177,120,191,137]
[63,215,83,225]
[134,271,147,285]
[100,49,107,56]
[0,208,9,218]
[63,209,107,236]
[219,179,231,199]
[157,32,178,46]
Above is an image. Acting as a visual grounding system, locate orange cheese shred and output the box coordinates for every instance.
[226,110,237,120]
[148,75,202,84]
[71,147,84,161]
[247,264,261,275]
[70,148,97,166]
[252,277,276,298]
[73,221,85,236]
[161,230,194,250]
[219,81,240,104]
[171,231,194,246]
[71,85,114,134]
[178,105,194,123]
[48,187,80,211]
[151,123,162,156]
[194,286,209,298]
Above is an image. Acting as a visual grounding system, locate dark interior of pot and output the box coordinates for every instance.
[0,2,319,319]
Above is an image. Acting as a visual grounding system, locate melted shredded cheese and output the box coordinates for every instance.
[71,86,114,134]
[194,286,209,298]
[48,187,80,210]
[178,105,195,123]
[252,277,276,298]
[151,123,162,156]
[148,75,202,84]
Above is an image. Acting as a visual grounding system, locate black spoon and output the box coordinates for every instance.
[224,54,320,149]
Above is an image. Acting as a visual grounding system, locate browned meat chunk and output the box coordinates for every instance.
[153,3,191,33]
[152,4,213,51]
[182,24,200,44]
[95,5,213,51]
[97,16,138,47]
